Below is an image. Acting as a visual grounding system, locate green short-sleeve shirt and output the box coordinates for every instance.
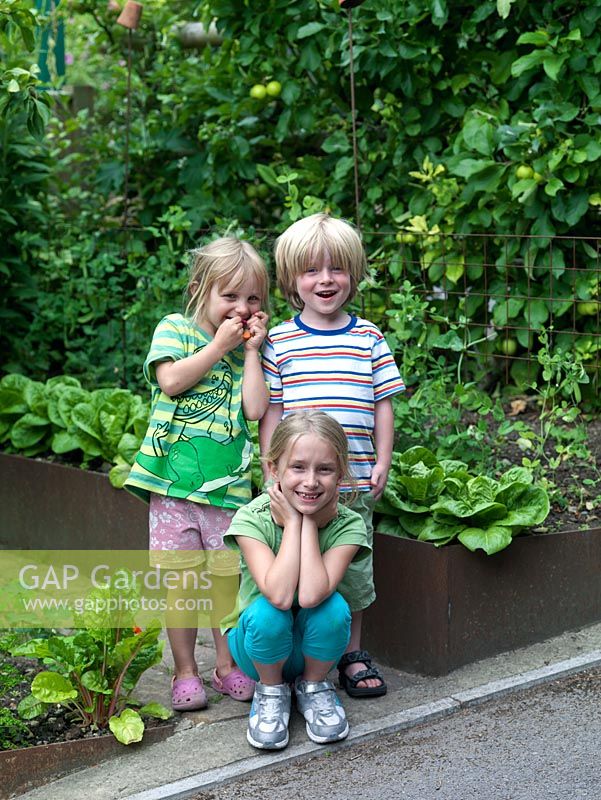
[125,314,252,509]
[221,493,371,630]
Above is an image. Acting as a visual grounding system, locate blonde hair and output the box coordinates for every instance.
[267,411,355,501]
[274,213,366,311]
[185,237,269,322]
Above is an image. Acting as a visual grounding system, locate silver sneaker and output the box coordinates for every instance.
[294,677,349,744]
[247,682,291,750]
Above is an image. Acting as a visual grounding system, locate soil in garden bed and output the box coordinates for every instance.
[492,409,600,534]
[0,655,172,751]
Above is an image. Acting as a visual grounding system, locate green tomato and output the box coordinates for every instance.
[265,80,282,97]
[395,232,417,244]
[515,165,534,180]
[249,84,267,100]
[256,184,269,199]
[533,172,544,183]
[246,184,258,198]
[577,301,597,316]
[499,338,518,356]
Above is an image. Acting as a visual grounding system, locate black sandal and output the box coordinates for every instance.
[337,650,387,698]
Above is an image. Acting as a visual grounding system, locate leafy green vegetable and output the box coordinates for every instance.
[11,580,170,745]
[377,447,550,555]
[0,373,149,481]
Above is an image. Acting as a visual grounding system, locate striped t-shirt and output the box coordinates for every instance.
[125,314,252,509]
[262,315,405,491]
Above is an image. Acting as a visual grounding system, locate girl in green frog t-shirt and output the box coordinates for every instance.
[126,237,269,712]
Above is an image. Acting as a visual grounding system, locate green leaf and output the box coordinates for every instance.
[57,388,91,428]
[81,670,111,694]
[139,702,172,720]
[71,403,102,442]
[458,525,513,554]
[376,517,412,538]
[432,475,506,521]
[398,447,440,468]
[430,331,464,351]
[10,414,50,449]
[296,22,326,39]
[495,485,550,527]
[109,708,144,744]
[462,115,494,157]
[46,376,82,390]
[321,131,350,154]
[544,177,564,197]
[47,635,80,670]
[525,299,549,329]
[109,463,131,489]
[0,386,28,416]
[449,158,497,179]
[255,164,280,189]
[11,638,52,659]
[281,81,301,105]
[24,381,47,416]
[445,258,465,283]
[51,430,81,454]
[383,484,430,514]
[516,31,549,47]
[31,672,78,704]
[542,53,569,81]
[493,298,525,326]
[17,693,47,720]
[511,50,546,77]
[496,0,517,19]
[417,518,463,546]
[498,467,533,486]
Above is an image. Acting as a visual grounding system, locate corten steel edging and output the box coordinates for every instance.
[363,528,601,676]
[0,721,177,800]
[0,453,148,550]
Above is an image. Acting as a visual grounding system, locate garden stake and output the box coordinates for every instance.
[340,0,365,232]
[340,0,366,315]
[116,2,143,386]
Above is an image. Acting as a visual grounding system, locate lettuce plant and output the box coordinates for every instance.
[377,447,550,555]
[0,373,149,488]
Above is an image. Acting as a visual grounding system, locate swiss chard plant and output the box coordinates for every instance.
[0,373,149,487]
[10,580,170,746]
[376,446,550,555]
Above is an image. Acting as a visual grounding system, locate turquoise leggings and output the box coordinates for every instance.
[228,592,351,683]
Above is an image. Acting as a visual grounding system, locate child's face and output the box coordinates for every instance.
[295,250,351,324]
[270,433,340,516]
[197,273,262,336]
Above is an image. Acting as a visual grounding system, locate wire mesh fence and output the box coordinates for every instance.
[359,231,600,394]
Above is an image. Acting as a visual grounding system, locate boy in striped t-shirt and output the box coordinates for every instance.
[259,213,405,698]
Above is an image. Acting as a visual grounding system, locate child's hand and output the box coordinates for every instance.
[370,463,389,500]
[214,317,248,354]
[268,482,302,528]
[243,311,269,351]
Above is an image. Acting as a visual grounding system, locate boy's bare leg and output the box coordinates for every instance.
[341,611,383,689]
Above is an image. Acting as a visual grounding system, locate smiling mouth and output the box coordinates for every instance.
[296,491,322,501]
[316,291,337,298]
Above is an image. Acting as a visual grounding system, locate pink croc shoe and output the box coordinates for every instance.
[211,667,255,702]
[171,675,207,711]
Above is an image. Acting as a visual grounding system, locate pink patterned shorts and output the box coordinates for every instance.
[148,494,239,575]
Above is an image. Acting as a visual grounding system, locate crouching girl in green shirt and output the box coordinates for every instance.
[222,411,371,750]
